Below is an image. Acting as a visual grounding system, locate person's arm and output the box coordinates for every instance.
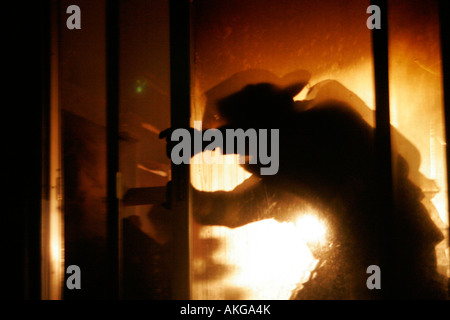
[191,175,279,228]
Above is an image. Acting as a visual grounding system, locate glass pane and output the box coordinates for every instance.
[118,0,172,299]
[388,0,449,298]
[59,0,109,299]
[190,0,377,299]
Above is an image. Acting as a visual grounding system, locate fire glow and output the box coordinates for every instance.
[191,152,327,300]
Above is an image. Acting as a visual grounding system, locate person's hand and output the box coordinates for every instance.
[159,127,201,159]
[159,127,179,159]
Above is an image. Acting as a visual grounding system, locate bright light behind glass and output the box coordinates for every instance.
[195,215,327,300]
[201,220,313,299]
[295,214,327,243]
[191,150,328,299]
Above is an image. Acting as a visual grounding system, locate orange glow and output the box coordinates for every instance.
[295,214,327,244]
[189,0,449,298]
[387,5,449,277]
[191,152,328,299]
[194,219,321,300]
[42,4,64,299]
[191,152,252,191]
[190,58,375,300]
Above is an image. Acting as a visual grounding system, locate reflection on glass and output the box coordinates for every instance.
[118,0,172,299]
[388,0,449,279]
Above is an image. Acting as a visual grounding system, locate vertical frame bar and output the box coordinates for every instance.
[169,0,191,299]
[371,0,395,299]
[41,0,65,300]
[439,0,450,259]
[106,0,120,300]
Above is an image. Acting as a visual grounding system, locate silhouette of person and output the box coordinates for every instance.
[160,70,448,299]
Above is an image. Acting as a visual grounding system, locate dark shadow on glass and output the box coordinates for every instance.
[161,69,448,299]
